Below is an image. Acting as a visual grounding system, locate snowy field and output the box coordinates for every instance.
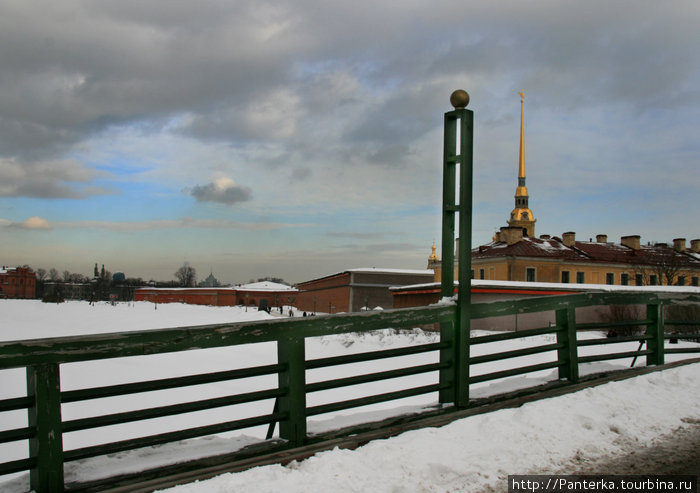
[1,299,698,492]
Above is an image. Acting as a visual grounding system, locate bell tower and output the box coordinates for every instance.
[507,90,536,237]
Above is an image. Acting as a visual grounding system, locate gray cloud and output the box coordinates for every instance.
[186,177,252,205]
[0,158,111,198]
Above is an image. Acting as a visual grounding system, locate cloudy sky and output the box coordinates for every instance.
[1,1,698,284]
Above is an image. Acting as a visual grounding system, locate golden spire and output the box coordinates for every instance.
[507,90,536,237]
[518,90,525,180]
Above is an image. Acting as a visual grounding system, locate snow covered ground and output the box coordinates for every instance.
[0,299,698,492]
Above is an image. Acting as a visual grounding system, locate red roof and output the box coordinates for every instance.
[472,237,700,269]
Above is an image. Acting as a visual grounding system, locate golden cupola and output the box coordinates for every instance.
[507,90,536,237]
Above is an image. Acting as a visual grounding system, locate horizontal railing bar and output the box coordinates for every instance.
[471,326,560,345]
[0,305,456,369]
[664,333,700,340]
[0,457,35,477]
[0,395,33,413]
[306,342,446,370]
[664,348,700,354]
[62,363,284,403]
[0,426,34,444]
[306,363,448,393]
[664,320,700,326]
[578,350,652,364]
[63,388,285,433]
[577,334,651,347]
[63,412,287,463]
[470,361,562,384]
[306,383,444,417]
[575,319,651,331]
[470,343,563,365]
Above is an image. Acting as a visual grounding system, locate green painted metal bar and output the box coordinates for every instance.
[456,106,474,409]
[556,308,579,383]
[306,362,447,393]
[61,363,283,403]
[0,457,36,477]
[575,319,651,331]
[470,343,563,365]
[471,325,561,345]
[27,363,64,492]
[63,412,286,463]
[578,350,653,364]
[646,303,664,366]
[470,361,562,385]
[664,333,700,340]
[439,107,458,405]
[665,347,700,354]
[276,337,306,447]
[0,395,32,412]
[307,383,444,417]
[664,320,700,326]
[0,426,33,444]
[62,388,284,433]
[306,342,445,370]
[0,304,456,369]
[577,334,651,347]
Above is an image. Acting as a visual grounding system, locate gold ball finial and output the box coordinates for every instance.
[450,89,470,109]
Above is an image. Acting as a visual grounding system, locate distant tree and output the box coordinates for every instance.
[49,268,60,281]
[175,264,197,287]
[36,268,47,281]
[94,263,99,278]
[62,270,71,282]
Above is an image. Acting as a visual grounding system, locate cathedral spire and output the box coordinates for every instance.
[506,90,536,237]
[519,90,525,181]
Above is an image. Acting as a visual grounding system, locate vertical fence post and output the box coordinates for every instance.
[439,90,473,408]
[277,336,306,447]
[646,302,664,366]
[556,307,579,383]
[27,363,64,492]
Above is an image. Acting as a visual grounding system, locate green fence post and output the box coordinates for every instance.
[277,336,306,447]
[646,302,664,366]
[556,307,579,383]
[27,363,64,492]
[439,90,473,408]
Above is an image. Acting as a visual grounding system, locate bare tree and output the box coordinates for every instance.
[175,264,197,287]
[49,268,60,281]
[36,268,47,281]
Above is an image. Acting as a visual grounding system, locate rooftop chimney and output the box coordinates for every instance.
[539,234,551,240]
[621,235,641,250]
[500,226,524,245]
[690,239,700,253]
[596,234,607,243]
[673,238,686,252]
[562,231,576,247]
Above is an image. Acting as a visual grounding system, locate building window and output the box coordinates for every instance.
[479,268,485,280]
[692,277,699,287]
[635,274,644,286]
[606,273,614,285]
[676,276,686,286]
[649,275,658,286]
[526,268,536,282]
[621,273,629,286]
[576,272,585,284]
[470,270,475,279]
[561,271,570,283]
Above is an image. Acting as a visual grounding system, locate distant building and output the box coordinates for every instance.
[134,281,297,309]
[294,268,435,314]
[200,271,221,287]
[0,266,36,299]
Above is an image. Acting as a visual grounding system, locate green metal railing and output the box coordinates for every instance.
[1,291,699,492]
